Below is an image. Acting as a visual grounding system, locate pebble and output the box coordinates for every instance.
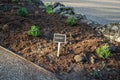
[111,26,119,31]
[17,51,22,55]
[53,6,63,14]
[116,37,120,42]
[90,56,95,64]
[53,2,65,8]
[2,24,9,31]
[108,45,117,52]
[60,12,71,17]
[74,55,86,63]
[67,49,74,54]
[33,0,44,7]
[46,53,55,61]
[74,14,86,20]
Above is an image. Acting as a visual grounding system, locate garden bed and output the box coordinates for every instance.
[0,1,120,80]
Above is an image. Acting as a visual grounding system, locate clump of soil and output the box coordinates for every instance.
[0,1,120,80]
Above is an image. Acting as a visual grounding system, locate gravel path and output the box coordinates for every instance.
[0,46,59,80]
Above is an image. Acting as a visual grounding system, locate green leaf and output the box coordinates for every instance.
[66,16,76,26]
[27,25,40,37]
[17,7,28,17]
[96,44,111,59]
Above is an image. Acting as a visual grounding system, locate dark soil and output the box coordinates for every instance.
[0,1,120,80]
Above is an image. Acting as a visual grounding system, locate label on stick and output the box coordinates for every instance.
[53,33,66,57]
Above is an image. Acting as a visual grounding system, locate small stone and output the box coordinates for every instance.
[106,24,112,29]
[111,26,118,31]
[74,14,86,20]
[108,45,117,52]
[100,27,106,32]
[74,55,86,63]
[33,0,44,7]
[87,20,93,25]
[53,2,64,8]
[53,6,63,14]
[2,24,9,31]
[67,49,74,54]
[67,10,75,15]
[60,12,71,17]
[64,7,74,12]
[17,51,22,55]
[69,42,72,45]
[115,37,120,42]
[90,56,95,64]
[46,53,55,61]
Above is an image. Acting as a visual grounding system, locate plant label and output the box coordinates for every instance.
[53,33,66,43]
[53,33,66,57]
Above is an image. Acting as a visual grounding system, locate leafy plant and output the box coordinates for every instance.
[90,70,100,78]
[28,25,40,37]
[45,3,53,14]
[17,7,28,17]
[96,44,111,59]
[66,16,76,26]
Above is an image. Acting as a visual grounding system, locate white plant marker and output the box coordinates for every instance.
[57,42,61,57]
[53,33,66,57]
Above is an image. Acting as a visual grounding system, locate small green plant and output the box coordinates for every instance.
[90,70,100,78]
[45,3,53,14]
[28,25,40,37]
[17,7,28,17]
[66,16,76,26]
[96,44,111,59]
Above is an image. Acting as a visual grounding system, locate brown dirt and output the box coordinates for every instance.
[0,1,120,80]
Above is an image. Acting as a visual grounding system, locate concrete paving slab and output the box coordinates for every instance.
[0,46,59,80]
